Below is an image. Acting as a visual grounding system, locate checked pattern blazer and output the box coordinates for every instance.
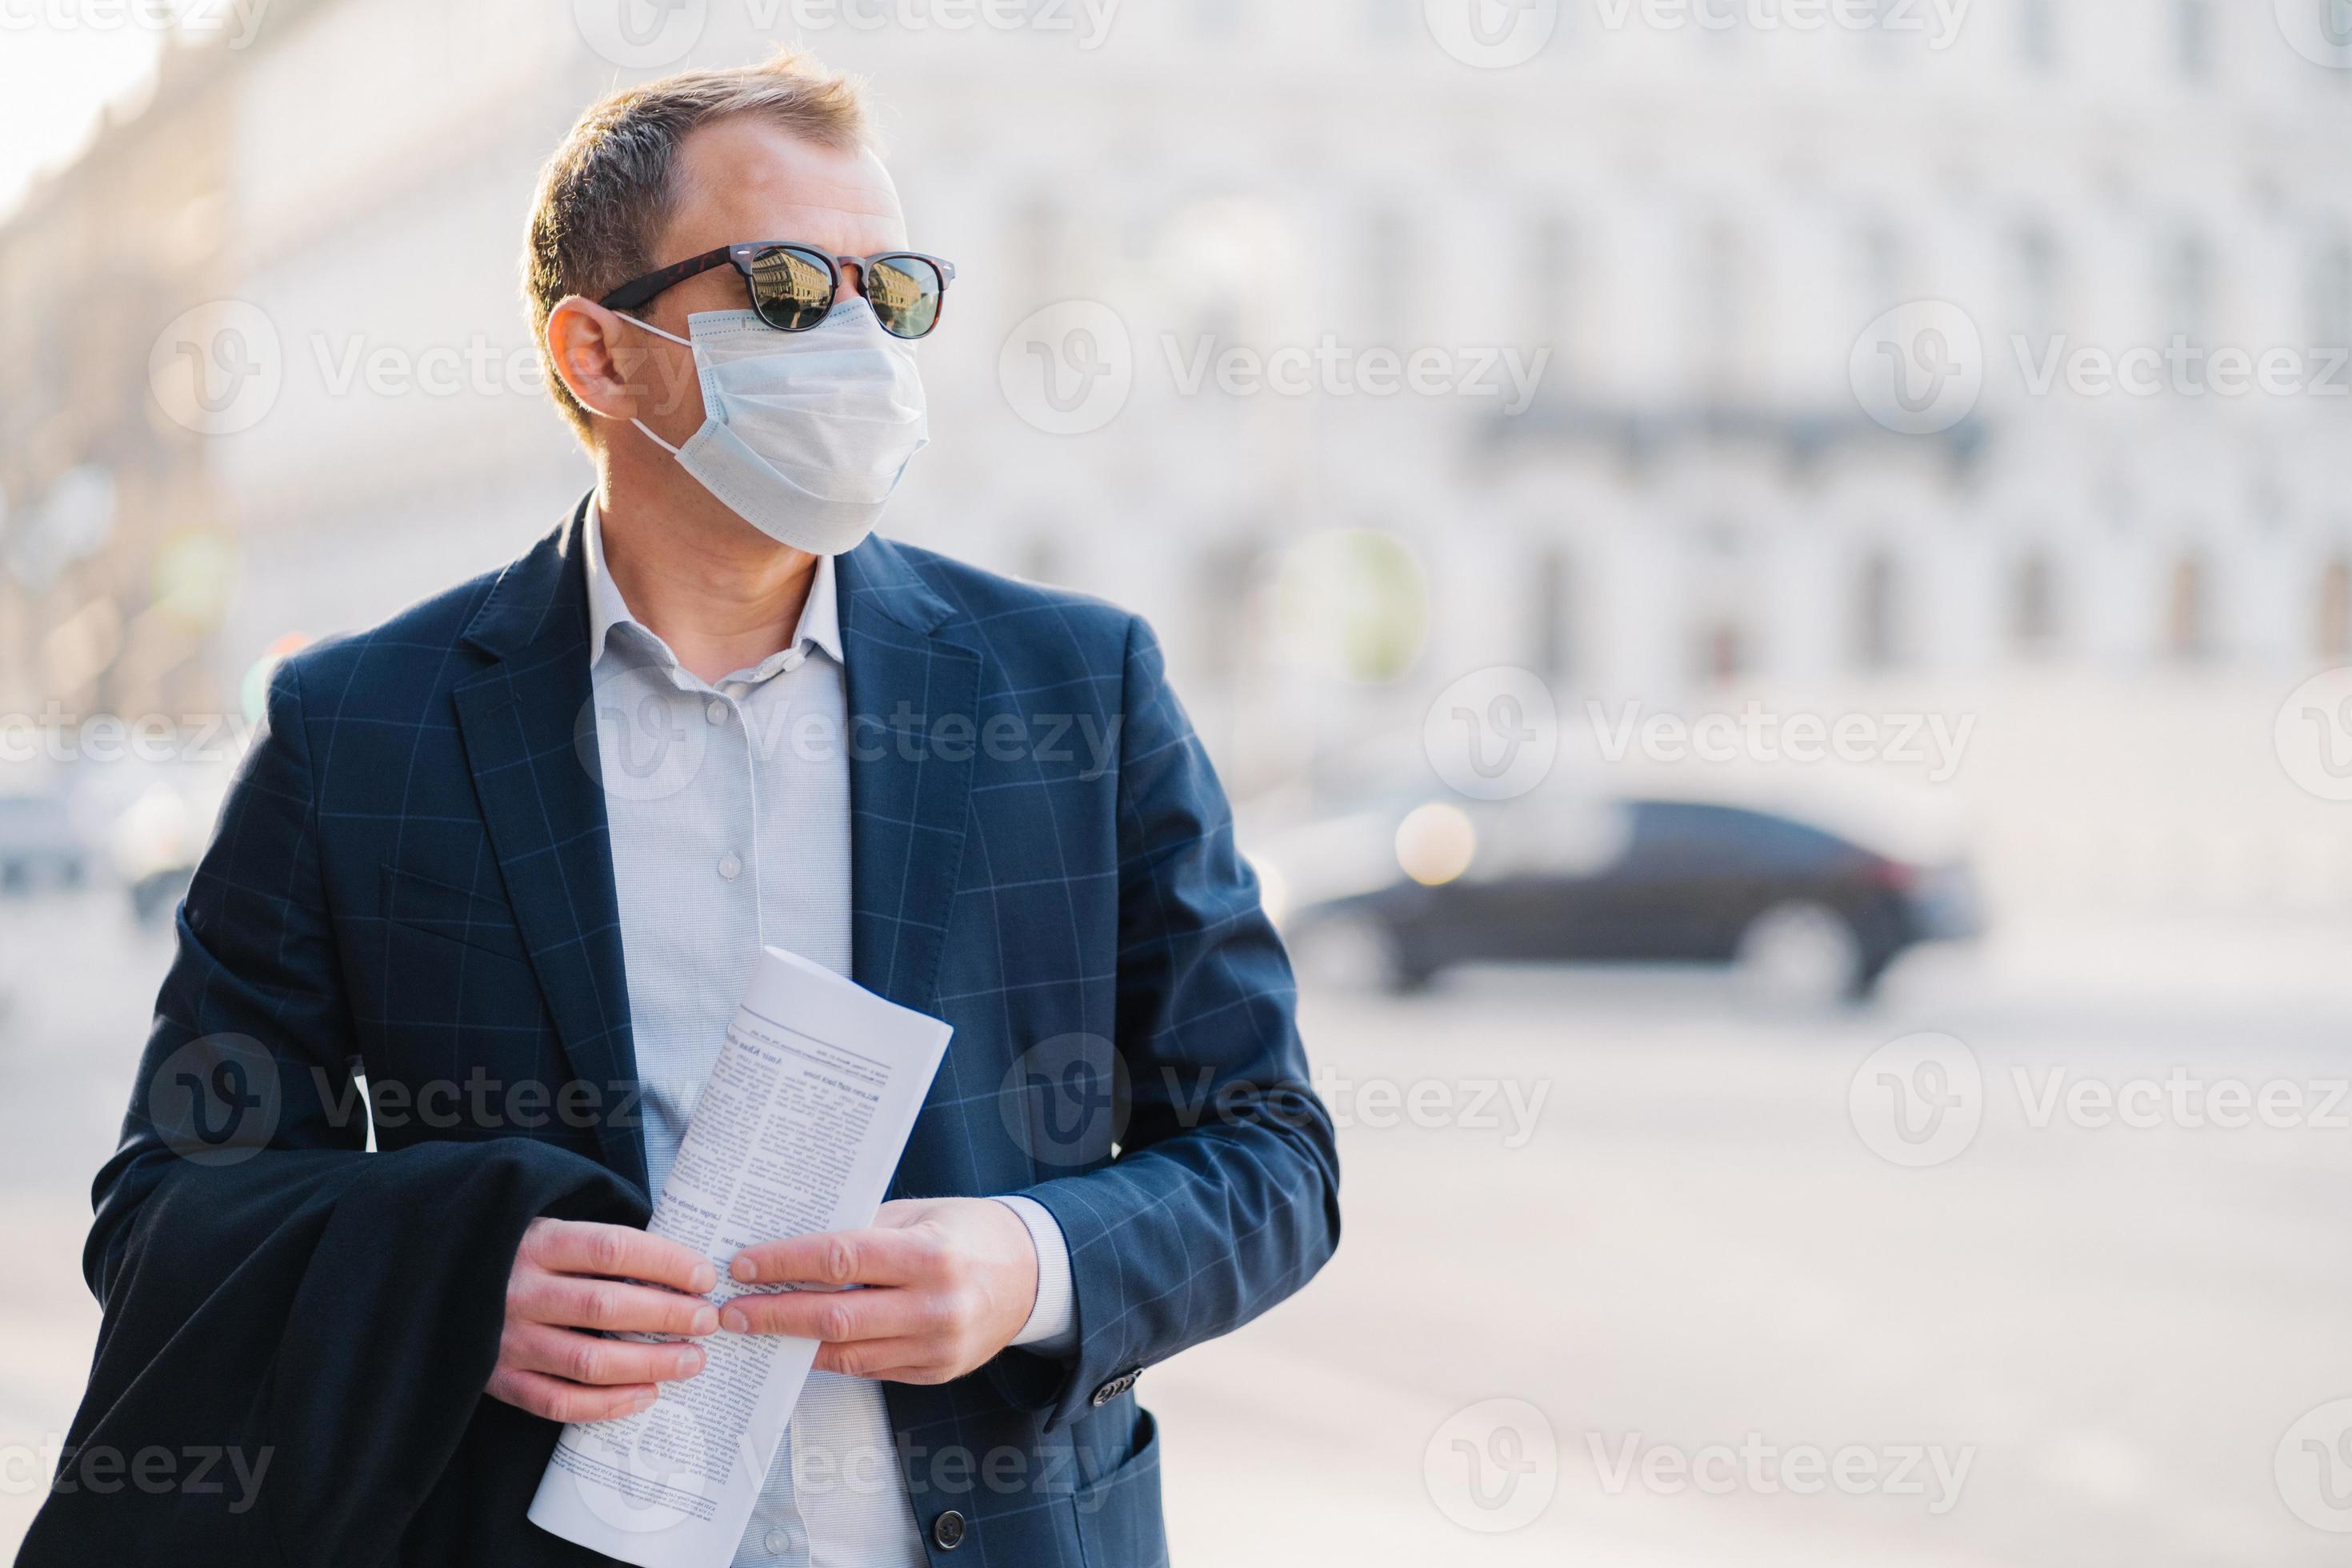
[91,503,1342,1567]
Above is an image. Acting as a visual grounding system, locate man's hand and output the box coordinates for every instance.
[487,1218,721,1422]
[722,1198,1038,1384]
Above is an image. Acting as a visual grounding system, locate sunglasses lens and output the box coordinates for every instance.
[866,256,943,338]
[748,246,834,330]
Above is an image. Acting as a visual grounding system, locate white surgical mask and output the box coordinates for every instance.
[624,300,929,555]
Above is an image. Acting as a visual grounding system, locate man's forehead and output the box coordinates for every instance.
[669,122,903,244]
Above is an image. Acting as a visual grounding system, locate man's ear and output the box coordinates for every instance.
[546,296,689,426]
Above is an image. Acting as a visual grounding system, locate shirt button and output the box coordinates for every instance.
[718,853,742,882]
[761,1525,791,1555]
[705,698,728,725]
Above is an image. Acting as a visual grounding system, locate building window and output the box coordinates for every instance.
[2320,557,2352,662]
[1697,620,1746,686]
[2014,223,2060,342]
[1198,538,1262,692]
[1857,220,1906,314]
[1019,534,1062,586]
[1365,0,1413,42]
[1015,197,1063,306]
[2312,234,2352,354]
[1523,211,1571,367]
[2020,0,2058,70]
[1694,216,1748,396]
[1193,0,1241,38]
[2010,549,2061,658]
[2159,228,2213,347]
[1530,544,1573,680]
[1366,210,1412,342]
[2166,554,2211,661]
[1854,550,1902,672]
[2174,0,2213,81]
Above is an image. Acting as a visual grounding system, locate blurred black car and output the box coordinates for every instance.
[1282,795,1979,1003]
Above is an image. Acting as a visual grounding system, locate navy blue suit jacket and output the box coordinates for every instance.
[82,505,1340,1566]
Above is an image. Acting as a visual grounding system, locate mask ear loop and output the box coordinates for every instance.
[618,313,697,455]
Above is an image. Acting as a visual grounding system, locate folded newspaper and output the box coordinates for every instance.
[528,945,952,1568]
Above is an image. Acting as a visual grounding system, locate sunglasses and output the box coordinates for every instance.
[598,242,957,339]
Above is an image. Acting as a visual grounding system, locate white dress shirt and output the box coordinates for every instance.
[581,504,1074,1567]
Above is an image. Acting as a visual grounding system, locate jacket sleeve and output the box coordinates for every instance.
[34,657,650,1566]
[86,655,366,1298]
[1006,615,1341,1430]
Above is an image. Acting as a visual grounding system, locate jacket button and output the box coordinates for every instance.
[1089,1369,1140,1407]
[932,1510,966,1550]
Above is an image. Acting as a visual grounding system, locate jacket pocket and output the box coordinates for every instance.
[378,864,531,966]
[1074,1406,1166,1568]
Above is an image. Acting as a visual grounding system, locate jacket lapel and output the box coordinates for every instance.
[450,502,647,1192]
[837,534,981,1026]
[840,541,993,1455]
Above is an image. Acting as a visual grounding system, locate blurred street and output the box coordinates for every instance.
[7,887,2350,1565]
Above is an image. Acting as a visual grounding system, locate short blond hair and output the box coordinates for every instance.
[524,50,873,441]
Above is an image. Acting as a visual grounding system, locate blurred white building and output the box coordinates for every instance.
[12,0,2352,906]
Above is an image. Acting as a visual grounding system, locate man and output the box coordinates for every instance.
[29,50,1336,1568]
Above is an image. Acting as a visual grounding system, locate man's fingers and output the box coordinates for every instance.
[503,1322,708,1388]
[527,1218,718,1296]
[487,1366,660,1425]
[516,1272,722,1337]
[812,1337,946,1382]
[720,1285,948,1342]
[730,1226,938,1288]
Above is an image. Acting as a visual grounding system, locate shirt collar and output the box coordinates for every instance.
[583,498,843,674]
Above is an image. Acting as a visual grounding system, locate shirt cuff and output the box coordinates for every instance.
[992,1194,1078,1357]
